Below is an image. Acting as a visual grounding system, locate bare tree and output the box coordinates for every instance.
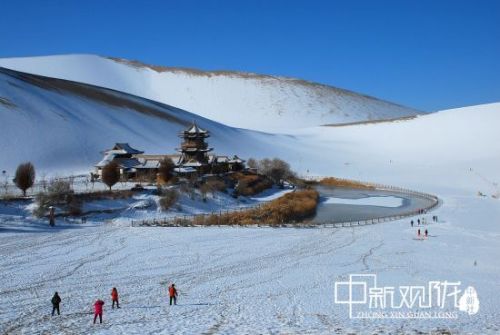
[101,161,120,191]
[158,157,175,184]
[246,158,258,169]
[258,158,293,187]
[14,162,36,196]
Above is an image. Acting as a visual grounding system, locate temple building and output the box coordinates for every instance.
[177,123,213,174]
[95,123,245,179]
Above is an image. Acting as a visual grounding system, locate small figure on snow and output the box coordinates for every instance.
[417,229,421,238]
[411,220,414,227]
[93,299,105,324]
[51,292,61,316]
[417,219,420,225]
[111,287,120,309]
[169,283,178,306]
[49,206,55,227]
[425,229,428,237]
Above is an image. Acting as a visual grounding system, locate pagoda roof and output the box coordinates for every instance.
[179,122,210,137]
[186,122,208,134]
[104,143,144,155]
[228,155,245,164]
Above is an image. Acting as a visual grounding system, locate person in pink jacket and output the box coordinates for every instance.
[93,299,105,324]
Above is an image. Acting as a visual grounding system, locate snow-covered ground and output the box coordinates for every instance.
[0,194,499,334]
[0,54,422,131]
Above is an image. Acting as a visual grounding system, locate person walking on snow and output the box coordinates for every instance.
[93,299,105,324]
[51,292,61,316]
[111,287,120,309]
[425,229,428,238]
[411,220,414,227]
[417,229,421,238]
[169,284,178,306]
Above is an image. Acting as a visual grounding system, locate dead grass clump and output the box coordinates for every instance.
[190,189,319,226]
[160,189,179,211]
[319,177,374,189]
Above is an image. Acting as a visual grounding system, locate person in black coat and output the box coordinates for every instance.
[51,292,61,316]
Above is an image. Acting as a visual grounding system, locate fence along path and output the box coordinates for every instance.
[131,177,440,228]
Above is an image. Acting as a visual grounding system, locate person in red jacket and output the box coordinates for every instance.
[168,284,178,305]
[93,299,105,324]
[111,287,120,309]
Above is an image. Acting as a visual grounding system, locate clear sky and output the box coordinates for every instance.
[0,0,499,111]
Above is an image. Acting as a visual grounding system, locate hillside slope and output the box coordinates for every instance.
[297,102,500,195]
[0,67,297,173]
[0,54,422,131]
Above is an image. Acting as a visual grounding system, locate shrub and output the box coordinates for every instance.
[205,179,227,193]
[158,157,175,184]
[14,162,35,196]
[102,161,120,190]
[159,189,179,211]
[47,179,72,203]
[34,179,81,217]
[229,172,273,196]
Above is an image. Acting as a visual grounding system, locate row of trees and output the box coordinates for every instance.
[6,156,176,197]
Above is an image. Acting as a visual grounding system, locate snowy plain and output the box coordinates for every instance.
[0,57,499,334]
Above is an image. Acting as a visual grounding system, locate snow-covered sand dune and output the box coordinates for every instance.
[0,66,297,173]
[0,54,422,131]
[1,64,498,198]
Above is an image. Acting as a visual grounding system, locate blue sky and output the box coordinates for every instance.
[0,0,499,111]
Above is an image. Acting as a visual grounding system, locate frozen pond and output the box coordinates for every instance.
[312,186,436,223]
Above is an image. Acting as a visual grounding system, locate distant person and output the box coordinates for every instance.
[169,284,178,306]
[111,287,120,309]
[51,292,61,316]
[411,220,414,227]
[93,299,105,324]
[417,229,421,238]
[49,206,55,227]
[425,229,428,237]
[417,219,420,225]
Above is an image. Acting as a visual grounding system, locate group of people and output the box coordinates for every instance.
[50,284,178,324]
[410,214,438,239]
[410,217,431,227]
[417,228,428,238]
